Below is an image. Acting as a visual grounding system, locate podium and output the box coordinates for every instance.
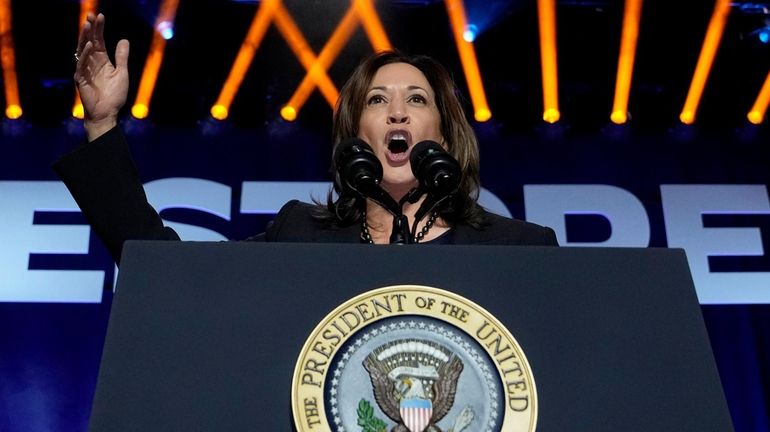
[88,241,733,431]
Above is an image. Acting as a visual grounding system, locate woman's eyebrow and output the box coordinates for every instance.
[367,85,429,93]
[407,85,428,92]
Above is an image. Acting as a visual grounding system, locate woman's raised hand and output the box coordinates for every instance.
[74,13,130,141]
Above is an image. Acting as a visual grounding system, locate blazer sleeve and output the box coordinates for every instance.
[52,126,180,265]
[539,226,559,246]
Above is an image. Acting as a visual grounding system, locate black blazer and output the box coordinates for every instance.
[262,200,558,246]
[54,127,557,264]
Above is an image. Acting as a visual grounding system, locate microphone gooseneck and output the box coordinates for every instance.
[334,138,462,244]
[409,141,462,240]
[334,138,409,244]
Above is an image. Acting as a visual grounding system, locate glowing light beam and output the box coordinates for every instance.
[131,0,180,119]
[611,0,643,125]
[282,6,360,121]
[0,0,22,119]
[747,70,770,125]
[353,0,392,52]
[281,0,394,121]
[214,0,346,121]
[680,0,731,125]
[72,0,99,119]
[211,0,282,120]
[537,0,560,123]
[272,3,339,108]
[445,0,491,122]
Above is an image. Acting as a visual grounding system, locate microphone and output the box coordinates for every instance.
[409,141,461,238]
[334,138,402,233]
[335,138,410,243]
[410,140,461,198]
[334,137,383,197]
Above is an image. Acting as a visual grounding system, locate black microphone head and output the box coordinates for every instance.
[409,140,443,171]
[410,140,461,196]
[333,137,366,165]
[333,138,383,195]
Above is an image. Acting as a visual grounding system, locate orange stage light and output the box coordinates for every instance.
[131,0,180,119]
[72,0,99,119]
[272,4,339,108]
[219,0,394,122]
[680,0,731,125]
[282,6,360,121]
[353,0,392,52]
[212,0,281,120]
[212,0,340,120]
[0,0,22,120]
[537,0,560,123]
[281,0,394,121]
[445,0,492,122]
[747,70,770,125]
[131,36,166,119]
[611,0,643,125]
[280,105,297,122]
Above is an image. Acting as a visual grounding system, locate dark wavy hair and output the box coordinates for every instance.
[314,50,485,229]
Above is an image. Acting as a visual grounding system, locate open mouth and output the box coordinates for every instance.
[388,138,409,154]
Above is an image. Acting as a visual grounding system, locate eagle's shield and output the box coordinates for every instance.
[400,398,432,432]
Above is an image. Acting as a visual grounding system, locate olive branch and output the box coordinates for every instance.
[357,399,387,432]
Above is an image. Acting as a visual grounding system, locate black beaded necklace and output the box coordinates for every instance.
[360,209,439,244]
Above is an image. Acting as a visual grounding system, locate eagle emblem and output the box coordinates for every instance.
[363,339,474,432]
[292,287,536,432]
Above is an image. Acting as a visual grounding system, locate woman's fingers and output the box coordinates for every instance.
[92,13,106,51]
[114,39,130,70]
[76,21,89,57]
[74,41,94,82]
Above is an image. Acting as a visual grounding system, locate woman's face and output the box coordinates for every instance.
[357,62,444,197]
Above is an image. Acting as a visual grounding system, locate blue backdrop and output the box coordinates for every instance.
[1,124,769,431]
[2,0,770,430]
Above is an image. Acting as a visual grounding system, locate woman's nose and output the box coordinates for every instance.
[387,102,409,124]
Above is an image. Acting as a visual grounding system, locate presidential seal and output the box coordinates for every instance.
[292,285,537,432]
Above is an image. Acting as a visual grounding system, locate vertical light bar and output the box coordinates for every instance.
[679,0,731,125]
[211,0,281,120]
[353,0,392,52]
[131,0,180,119]
[537,0,560,123]
[272,4,339,108]
[611,0,643,125]
[445,0,491,122]
[0,0,21,119]
[747,70,770,125]
[72,0,99,119]
[281,7,360,121]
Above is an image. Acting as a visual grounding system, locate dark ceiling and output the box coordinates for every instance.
[7,0,770,137]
